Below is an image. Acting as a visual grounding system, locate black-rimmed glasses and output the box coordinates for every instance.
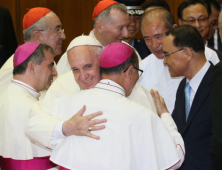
[124,66,143,77]
[163,48,184,58]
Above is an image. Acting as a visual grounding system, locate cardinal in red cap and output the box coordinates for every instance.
[23,7,51,29]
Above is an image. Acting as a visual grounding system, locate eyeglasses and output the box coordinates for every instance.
[124,66,143,77]
[182,17,209,25]
[163,48,184,58]
[38,29,65,36]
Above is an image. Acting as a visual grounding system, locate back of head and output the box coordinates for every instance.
[142,0,171,12]
[178,0,211,19]
[13,44,54,75]
[100,42,138,75]
[166,25,205,53]
[140,8,175,30]
[93,3,127,27]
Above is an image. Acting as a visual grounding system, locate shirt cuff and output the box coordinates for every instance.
[50,121,66,146]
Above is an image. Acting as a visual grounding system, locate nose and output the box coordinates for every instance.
[52,66,57,77]
[194,20,200,28]
[80,70,88,80]
[152,39,159,49]
[122,27,128,38]
[60,31,66,40]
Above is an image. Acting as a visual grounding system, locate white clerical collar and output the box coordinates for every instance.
[95,79,125,96]
[187,61,210,94]
[11,79,40,99]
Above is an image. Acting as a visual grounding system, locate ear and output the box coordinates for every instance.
[27,61,36,75]
[124,65,134,81]
[95,21,104,33]
[32,31,41,43]
[184,47,193,61]
[178,19,183,26]
[172,24,178,29]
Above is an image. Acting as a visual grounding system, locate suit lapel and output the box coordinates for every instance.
[183,64,213,133]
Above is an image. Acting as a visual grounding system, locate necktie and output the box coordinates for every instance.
[185,82,191,121]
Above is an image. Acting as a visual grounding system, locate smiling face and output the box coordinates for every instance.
[141,17,168,59]
[40,12,66,56]
[68,46,101,90]
[35,49,57,91]
[163,35,188,77]
[127,15,141,39]
[100,8,129,46]
[180,3,209,43]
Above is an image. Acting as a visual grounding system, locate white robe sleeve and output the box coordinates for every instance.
[160,113,185,169]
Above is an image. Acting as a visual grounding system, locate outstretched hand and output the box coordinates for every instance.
[62,105,107,140]
[150,89,169,117]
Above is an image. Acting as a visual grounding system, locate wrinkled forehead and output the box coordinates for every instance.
[68,46,100,65]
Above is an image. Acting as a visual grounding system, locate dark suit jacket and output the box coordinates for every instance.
[172,63,214,170]
[133,39,151,60]
[208,30,222,53]
[210,61,222,170]
[0,6,17,68]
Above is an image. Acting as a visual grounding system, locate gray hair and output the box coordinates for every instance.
[140,8,175,31]
[13,44,54,75]
[23,11,52,42]
[89,46,103,57]
[93,3,127,27]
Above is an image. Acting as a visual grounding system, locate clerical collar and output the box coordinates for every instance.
[11,79,40,99]
[95,79,125,96]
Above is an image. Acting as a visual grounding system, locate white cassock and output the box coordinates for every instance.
[0,80,51,160]
[49,79,185,170]
[26,71,157,149]
[56,30,141,76]
[0,55,57,98]
[138,46,220,114]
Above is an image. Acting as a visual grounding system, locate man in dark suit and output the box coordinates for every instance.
[210,8,222,170]
[154,25,213,169]
[119,0,151,59]
[0,6,17,68]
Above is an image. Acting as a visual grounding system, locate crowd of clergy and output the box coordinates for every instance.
[1,0,222,169]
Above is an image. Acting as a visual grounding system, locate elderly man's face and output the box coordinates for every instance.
[180,4,209,42]
[41,12,66,56]
[100,9,129,46]
[127,15,141,39]
[35,50,57,91]
[208,6,219,40]
[68,46,101,90]
[163,35,188,77]
[141,17,168,59]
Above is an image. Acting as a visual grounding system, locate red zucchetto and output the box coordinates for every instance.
[23,7,51,29]
[92,0,119,20]
[100,42,134,68]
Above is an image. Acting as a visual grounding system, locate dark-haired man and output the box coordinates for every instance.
[47,42,184,170]
[178,0,222,61]
[206,0,222,51]
[159,24,213,169]
[0,43,57,169]
[142,0,171,12]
